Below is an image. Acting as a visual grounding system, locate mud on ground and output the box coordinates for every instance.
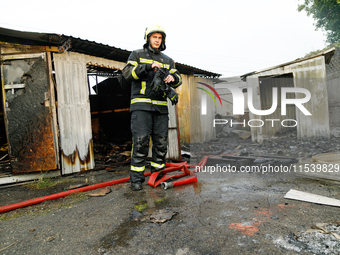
[0,134,339,254]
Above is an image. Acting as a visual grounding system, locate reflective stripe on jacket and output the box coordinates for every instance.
[122,47,182,114]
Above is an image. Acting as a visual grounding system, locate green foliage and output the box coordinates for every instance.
[298,0,340,44]
[303,40,340,58]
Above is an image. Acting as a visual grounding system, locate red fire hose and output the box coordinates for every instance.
[0,156,208,214]
[150,156,208,190]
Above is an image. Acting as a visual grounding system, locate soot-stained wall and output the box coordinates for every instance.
[3,56,56,173]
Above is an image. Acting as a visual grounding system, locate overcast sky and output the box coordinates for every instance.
[0,0,327,77]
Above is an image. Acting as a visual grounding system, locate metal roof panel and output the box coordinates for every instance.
[0,27,220,77]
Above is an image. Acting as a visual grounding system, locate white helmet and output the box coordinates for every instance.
[144,23,166,51]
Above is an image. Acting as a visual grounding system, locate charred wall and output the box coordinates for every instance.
[4,56,56,173]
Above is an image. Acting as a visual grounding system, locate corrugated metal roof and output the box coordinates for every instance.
[0,27,220,77]
[62,36,220,77]
[241,47,335,79]
[0,27,62,46]
[174,62,221,78]
[62,36,131,63]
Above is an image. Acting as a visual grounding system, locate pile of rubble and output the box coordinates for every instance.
[296,222,340,254]
[93,141,132,166]
[184,132,340,167]
[274,222,340,254]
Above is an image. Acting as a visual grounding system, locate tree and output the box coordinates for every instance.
[298,0,340,44]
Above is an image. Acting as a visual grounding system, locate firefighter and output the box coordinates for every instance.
[123,23,182,191]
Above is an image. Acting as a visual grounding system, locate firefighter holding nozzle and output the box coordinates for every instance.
[123,24,182,191]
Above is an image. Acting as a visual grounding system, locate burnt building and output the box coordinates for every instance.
[0,27,220,184]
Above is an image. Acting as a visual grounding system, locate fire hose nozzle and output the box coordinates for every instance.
[161,181,173,190]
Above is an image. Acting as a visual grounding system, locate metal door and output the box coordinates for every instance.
[53,52,94,174]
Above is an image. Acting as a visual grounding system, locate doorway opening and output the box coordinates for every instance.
[87,65,132,166]
[259,73,297,137]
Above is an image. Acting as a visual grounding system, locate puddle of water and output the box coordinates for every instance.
[97,198,170,251]
[134,197,168,212]
[194,181,203,194]
[98,219,140,250]
[98,191,184,252]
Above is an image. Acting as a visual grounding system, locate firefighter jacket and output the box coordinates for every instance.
[122,47,182,114]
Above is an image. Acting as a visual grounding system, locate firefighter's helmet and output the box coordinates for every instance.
[144,23,166,42]
[144,24,166,51]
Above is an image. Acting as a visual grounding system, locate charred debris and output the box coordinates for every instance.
[184,128,340,171]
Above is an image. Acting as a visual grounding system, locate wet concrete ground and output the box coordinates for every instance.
[0,162,339,254]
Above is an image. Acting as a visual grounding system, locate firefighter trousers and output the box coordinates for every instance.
[130,110,169,183]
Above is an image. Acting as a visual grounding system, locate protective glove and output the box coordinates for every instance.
[166,87,179,105]
[151,68,168,93]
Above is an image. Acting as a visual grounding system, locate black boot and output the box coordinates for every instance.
[131,182,142,191]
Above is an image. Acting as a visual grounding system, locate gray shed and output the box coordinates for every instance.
[242,48,335,142]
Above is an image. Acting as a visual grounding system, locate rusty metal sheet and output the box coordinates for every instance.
[53,51,95,174]
[166,99,181,161]
[176,75,216,145]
